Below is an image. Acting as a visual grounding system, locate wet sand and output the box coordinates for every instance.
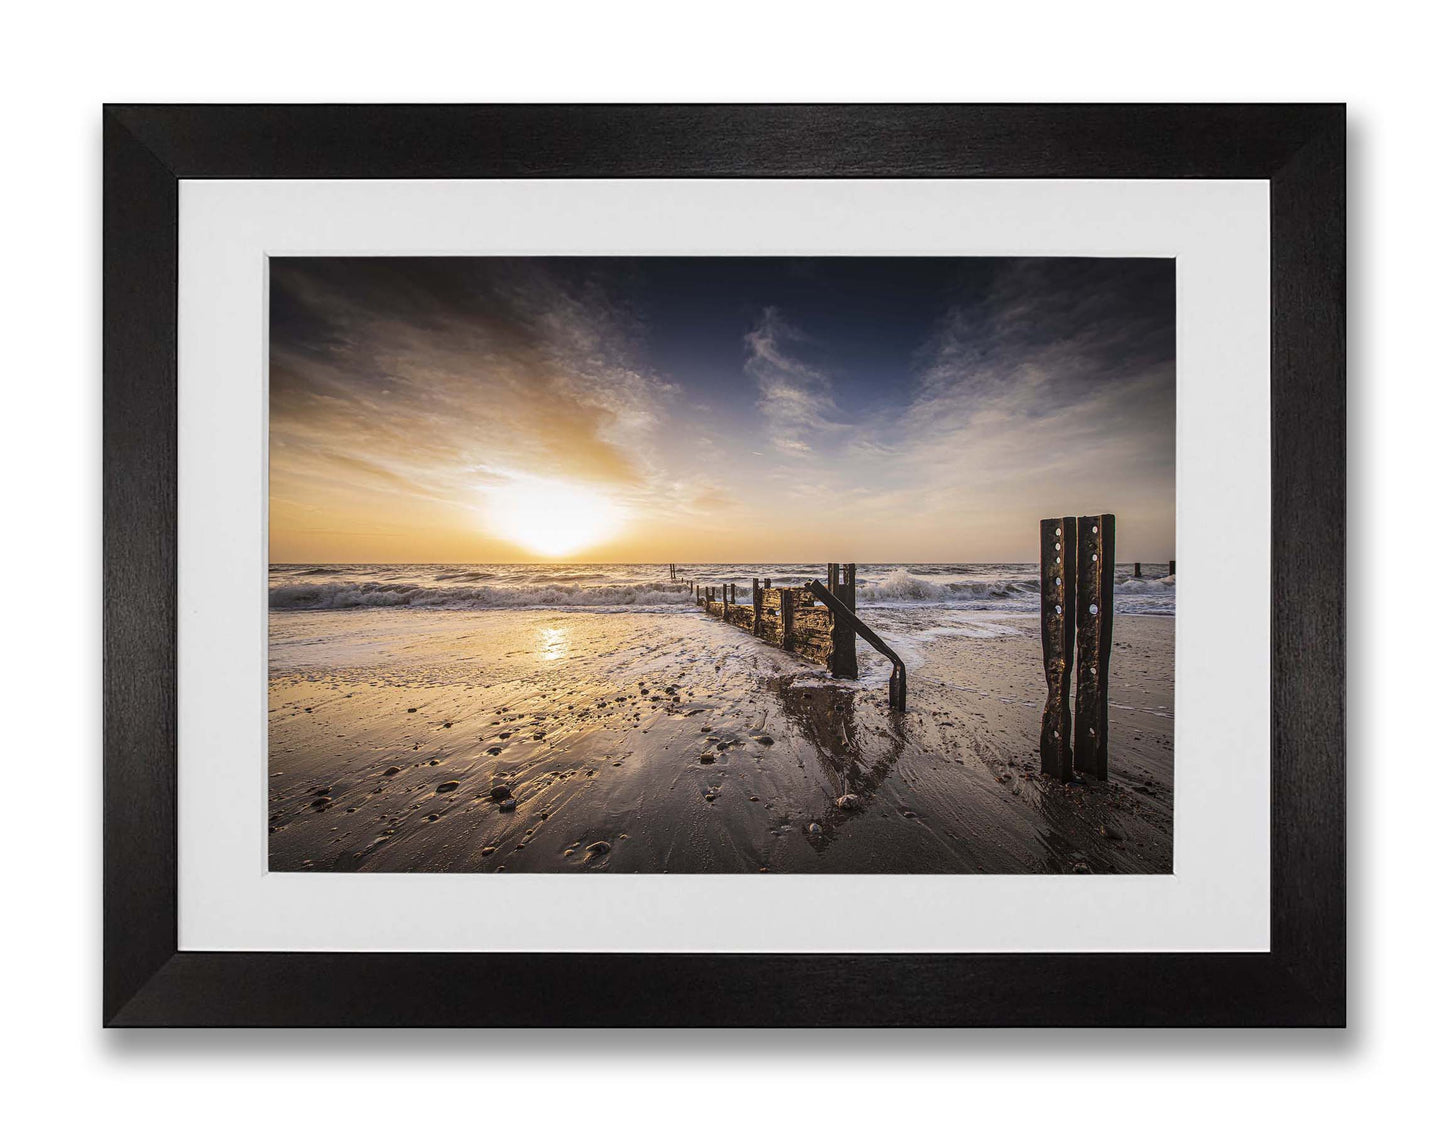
[268,607,1173,874]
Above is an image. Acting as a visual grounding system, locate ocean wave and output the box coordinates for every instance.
[269,580,696,611]
[857,568,1040,605]
[1117,574,1176,590]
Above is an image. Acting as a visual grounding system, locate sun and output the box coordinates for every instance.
[484,477,624,557]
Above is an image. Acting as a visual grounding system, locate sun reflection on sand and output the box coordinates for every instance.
[538,626,569,662]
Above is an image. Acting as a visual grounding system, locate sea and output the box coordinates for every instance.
[269,563,1175,617]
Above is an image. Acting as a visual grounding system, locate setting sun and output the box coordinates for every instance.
[483,477,624,557]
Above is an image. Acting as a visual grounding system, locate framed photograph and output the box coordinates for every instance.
[104,104,1343,1026]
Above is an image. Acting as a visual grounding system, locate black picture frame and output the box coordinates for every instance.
[104,104,1344,1027]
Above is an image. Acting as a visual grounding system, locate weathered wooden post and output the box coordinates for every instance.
[722,582,729,615]
[752,578,761,635]
[763,577,771,589]
[1040,517,1078,780]
[828,562,859,678]
[1169,559,1176,576]
[1134,561,1142,578]
[1074,515,1115,779]
[780,588,795,651]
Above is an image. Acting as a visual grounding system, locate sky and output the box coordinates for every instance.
[269,256,1175,563]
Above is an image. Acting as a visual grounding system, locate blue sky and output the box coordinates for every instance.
[269,256,1175,563]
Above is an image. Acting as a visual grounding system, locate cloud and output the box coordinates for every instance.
[890,258,1176,530]
[269,258,670,531]
[743,307,850,456]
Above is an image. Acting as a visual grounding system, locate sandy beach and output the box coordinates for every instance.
[268,600,1173,874]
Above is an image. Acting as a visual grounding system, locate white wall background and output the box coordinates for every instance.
[1,1,1432,1121]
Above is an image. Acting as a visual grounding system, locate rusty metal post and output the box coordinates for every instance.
[1040,517,1077,780]
[1074,515,1115,779]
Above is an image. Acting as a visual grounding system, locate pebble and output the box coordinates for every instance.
[699,752,715,764]
[498,798,517,812]
[435,780,460,793]
[755,735,774,746]
[834,793,862,810]
[490,784,512,800]
[807,823,822,835]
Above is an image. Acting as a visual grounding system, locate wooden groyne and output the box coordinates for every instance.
[685,564,906,709]
[1040,515,1117,782]
[693,564,856,675]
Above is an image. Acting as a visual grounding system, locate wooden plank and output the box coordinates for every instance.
[1040,517,1077,780]
[781,588,795,651]
[1074,514,1115,779]
[829,563,859,678]
[752,578,761,636]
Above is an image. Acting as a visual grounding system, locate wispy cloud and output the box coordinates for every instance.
[270,256,1174,562]
[270,258,670,534]
[885,259,1176,543]
[743,307,850,456]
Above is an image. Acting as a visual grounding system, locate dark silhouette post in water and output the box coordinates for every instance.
[805,578,905,711]
[826,563,859,679]
[1040,517,1078,780]
[1074,515,1116,779]
[1169,559,1176,576]
[1134,561,1142,578]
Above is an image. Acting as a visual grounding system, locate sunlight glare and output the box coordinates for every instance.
[485,477,623,557]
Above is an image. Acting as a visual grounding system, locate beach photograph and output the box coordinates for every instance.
[267,255,1176,875]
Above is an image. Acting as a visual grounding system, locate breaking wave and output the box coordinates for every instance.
[268,563,1174,615]
[269,580,695,611]
[857,568,1040,607]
